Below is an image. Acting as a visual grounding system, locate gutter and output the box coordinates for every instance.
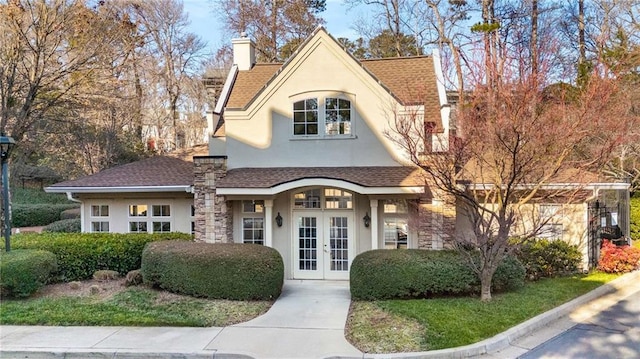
[44,185,193,194]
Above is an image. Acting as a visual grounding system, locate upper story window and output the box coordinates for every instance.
[293,99,319,135]
[292,95,353,138]
[325,98,351,135]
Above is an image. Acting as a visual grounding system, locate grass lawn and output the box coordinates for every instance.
[0,286,272,327]
[346,271,621,353]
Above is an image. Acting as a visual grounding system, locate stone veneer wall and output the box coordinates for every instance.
[193,156,233,243]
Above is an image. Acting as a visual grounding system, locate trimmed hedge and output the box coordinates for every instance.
[42,218,81,233]
[515,239,582,280]
[142,241,284,300]
[0,249,58,298]
[350,249,525,300]
[12,203,80,227]
[3,232,192,281]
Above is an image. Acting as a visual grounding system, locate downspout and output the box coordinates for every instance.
[66,192,81,203]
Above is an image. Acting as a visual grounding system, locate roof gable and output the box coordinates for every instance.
[224,27,442,116]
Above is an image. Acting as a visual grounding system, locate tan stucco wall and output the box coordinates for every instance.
[222,32,422,169]
[455,201,589,268]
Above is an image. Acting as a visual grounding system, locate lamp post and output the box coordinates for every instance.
[1,134,15,252]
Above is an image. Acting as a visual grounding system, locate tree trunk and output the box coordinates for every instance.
[480,267,494,301]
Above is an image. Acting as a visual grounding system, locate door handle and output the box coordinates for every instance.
[323,243,329,253]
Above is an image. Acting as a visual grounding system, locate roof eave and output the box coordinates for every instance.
[44,185,194,194]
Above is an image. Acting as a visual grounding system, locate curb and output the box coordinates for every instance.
[0,349,254,359]
[361,270,640,359]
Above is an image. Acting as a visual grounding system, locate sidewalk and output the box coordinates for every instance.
[1,272,639,359]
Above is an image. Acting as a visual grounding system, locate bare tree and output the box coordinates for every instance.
[217,0,325,62]
[129,0,206,151]
[0,0,126,141]
[387,7,637,298]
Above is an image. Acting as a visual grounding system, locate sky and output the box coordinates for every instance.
[182,0,366,54]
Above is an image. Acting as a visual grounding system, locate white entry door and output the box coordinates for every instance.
[293,211,353,280]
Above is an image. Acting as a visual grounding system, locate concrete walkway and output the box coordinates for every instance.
[1,272,640,359]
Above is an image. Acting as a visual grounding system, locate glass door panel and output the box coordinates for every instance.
[293,212,323,279]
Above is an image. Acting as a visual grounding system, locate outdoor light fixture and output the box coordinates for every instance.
[275,212,283,227]
[363,212,371,228]
[0,134,16,252]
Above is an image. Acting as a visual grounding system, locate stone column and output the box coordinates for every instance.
[193,156,232,243]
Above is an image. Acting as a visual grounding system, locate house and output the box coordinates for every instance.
[46,27,630,279]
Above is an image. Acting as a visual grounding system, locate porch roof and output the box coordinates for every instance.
[216,166,428,195]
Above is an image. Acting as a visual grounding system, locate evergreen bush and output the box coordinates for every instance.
[0,249,58,298]
[3,232,191,281]
[142,241,284,300]
[12,204,79,227]
[350,249,525,300]
[514,239,583,280]
[43,218,81,233]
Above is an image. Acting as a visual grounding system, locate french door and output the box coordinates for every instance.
[293,211,354,280]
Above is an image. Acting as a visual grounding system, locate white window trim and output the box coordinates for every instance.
[127,202,174,234]
[89,204,110,233]
[381,199,410,249]
[290,92,356,139]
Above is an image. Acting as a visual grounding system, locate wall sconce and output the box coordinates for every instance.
[363,212,371,228]
[275,212,283,227]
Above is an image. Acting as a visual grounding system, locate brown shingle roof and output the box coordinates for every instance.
[226,56,441,112]
[216,166,426,188]
[362,57,442,127]
[48,156,193,189]
[226,63,282,109]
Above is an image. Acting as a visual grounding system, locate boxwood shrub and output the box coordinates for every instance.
[12,203,80,227]
[4,232,192,282]
[0,249,58,298]
[350,249,525,300]
[142,241,284,300]
[514,239,582,280]
[43,218,81,233]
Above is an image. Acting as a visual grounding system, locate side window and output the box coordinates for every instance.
[383,200,409,249]
[537,204,563,239]
[129,204,148,233]
[242,200,264,245]
[90,205,110,233]
[151,204,171,233]
[325,98,351,135]
[293,99,318,136]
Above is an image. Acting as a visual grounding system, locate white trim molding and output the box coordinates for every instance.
[216,178,425,196]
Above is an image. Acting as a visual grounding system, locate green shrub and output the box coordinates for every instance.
[597,240,640,273]
[350,249,525,300]
[515,239,583,280]
[60,208,81,220]
[43,218,81,233]
[492,255,526,291]
[4,232,191,281]
[142,241,284,300]
[0,249,58,298]
[12,188,71,205]
[12,204,80,227]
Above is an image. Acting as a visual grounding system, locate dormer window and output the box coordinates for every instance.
[292,95,353,138]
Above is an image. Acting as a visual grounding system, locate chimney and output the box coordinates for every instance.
[232,33,255,71]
